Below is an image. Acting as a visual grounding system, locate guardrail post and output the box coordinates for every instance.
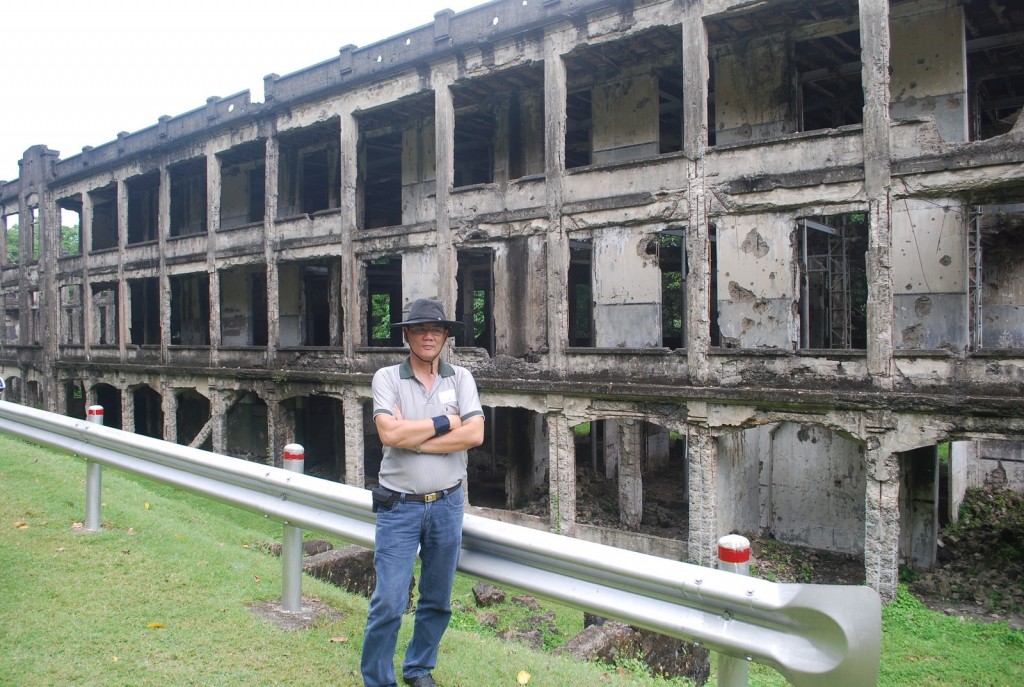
[716,534,751,687]
[281,444,305,612]
[84,405,104,531]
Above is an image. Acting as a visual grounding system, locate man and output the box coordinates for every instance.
[362,298,485,687]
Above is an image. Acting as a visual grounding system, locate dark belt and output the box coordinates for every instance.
[388,481,462,504]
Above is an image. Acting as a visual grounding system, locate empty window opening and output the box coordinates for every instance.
[289,395,345,481]
[126,171,160,244]
[176,389,212,450]
[974,202,1024,349]
[658,229,686,349]
[129,277,160,346]
[277,120,340,218]
[4,291,20,343]
[574,419,688,539]
[64,380,86,420]
[797,30,863,132]
[798,213,868,349]
[278,262,333,347]
[452,63,545,186]
[466,407,548,511]
[29,289,40,344]
[57,197,82,257]
[95,383,122,430]
[568,239,593,347]
[169,157,208,237]
[169,273,210,346]
[564,25,683,169]
[966,3,1024,141]
[30,207,40,264]
[90,283,118,346]
[225,391,269,463]
[133,385,164,439]
[366,257,403,347]
[455,249,495,354]
[356,92,434,229]
[218,140,266,230]
[220,266,268,347]
[60,284,83,345]
[710,226,721,346]
[2,212,17,264]
[89,184,118,251]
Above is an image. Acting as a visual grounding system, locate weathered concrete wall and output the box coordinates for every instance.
[592,72,660,164]
[892,199,967,349]
[713,38,789,145]
[594,226,661,348]
[715,214,797,349]
[890,6,967,143]
[720,423,867,554]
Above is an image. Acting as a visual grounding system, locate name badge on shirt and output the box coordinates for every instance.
[439,389,457,404]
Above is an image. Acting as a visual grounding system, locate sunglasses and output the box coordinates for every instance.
[407,324,447,336]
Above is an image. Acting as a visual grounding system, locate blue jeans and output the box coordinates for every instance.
[361,488,464,687]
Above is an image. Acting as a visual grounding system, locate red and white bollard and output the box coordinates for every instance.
[84,405,105,531]
[717,533,751,576]
[281,444,305,613]
[717,534,752,687]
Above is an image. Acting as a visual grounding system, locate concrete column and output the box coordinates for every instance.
[686,405,718,566]
[433,66,456,309]
[342,388,366,488]
[860,0,895,387]
[338,103,359,356]
[207,152,221,368]
[547,403,575,536]
[163,387,179,444]
[682,15,711,384]
[263,135,280,365]
[543,33,569,366]
[615,419,644,529]
[210,388,229,455]
[864,440,900,601]
[123,386,137,434]
[158,166,172,365]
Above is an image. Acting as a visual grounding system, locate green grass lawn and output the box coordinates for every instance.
[1,432,1022,686]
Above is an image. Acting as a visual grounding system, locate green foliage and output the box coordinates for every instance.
[61,224,81,256]
[370,292,391,342]
[6,222,17,262]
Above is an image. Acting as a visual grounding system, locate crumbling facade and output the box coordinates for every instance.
[2,0,1023,601]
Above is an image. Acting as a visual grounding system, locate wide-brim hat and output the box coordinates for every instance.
[390,298,464,332]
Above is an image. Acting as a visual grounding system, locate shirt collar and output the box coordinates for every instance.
[399,358,455,379]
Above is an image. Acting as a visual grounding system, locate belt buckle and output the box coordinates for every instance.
[424,491,439,503]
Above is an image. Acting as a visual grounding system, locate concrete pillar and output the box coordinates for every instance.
[263,135,280,365]
[210,388,229,455]
[342,388,366,488]
[686,405,718,566]
[547,404,575,536]
[615,419,644,529]
[544,33,569,366]
[860,0,895,387]
[682,16,711,384]
[864,439,900,601]
[163,387,179,444]
[338,103,359,357]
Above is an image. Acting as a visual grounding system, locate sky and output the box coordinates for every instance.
[0,0,487,182]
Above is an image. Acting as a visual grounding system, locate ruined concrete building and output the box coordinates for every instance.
[2,0,1022,601]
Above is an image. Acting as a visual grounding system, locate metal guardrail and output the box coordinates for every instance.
[0,400,881,686]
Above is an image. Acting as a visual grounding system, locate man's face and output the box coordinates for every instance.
[405,324,447,358]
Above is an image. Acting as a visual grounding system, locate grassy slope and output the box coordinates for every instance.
[2,433,1022,686]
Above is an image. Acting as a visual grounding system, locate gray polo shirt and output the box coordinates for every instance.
[372,358,484,494]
